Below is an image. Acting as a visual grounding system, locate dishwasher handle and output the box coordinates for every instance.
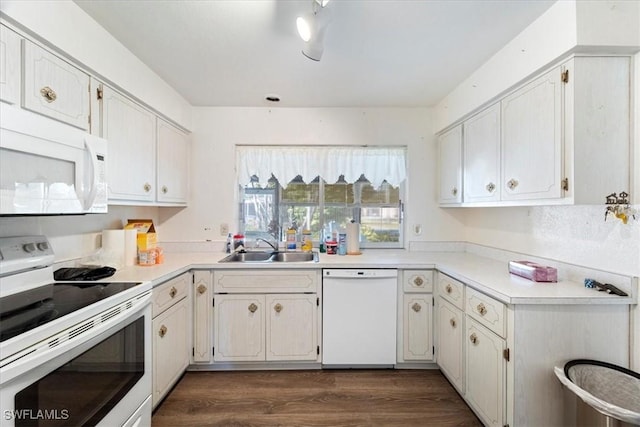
[323,269,398,279]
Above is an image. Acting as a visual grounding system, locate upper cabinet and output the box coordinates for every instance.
[0,24,21,105]
[22,40,90,131]
[157,118,189,204]
[440,54,631,207]
[438,125,462,205]
[98,84,190,206]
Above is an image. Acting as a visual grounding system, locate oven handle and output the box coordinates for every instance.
[0,296,150,386]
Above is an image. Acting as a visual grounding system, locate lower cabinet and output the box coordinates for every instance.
[213,269,321,364]
[397,270,434,364]
[151,272,191,408]
[436,297,464,392]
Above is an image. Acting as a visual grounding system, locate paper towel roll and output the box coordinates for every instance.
[346,222,360,255]
[124,229,138,266]
[101,229,125,267]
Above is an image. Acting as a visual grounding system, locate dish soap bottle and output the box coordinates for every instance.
[301,229,313,252]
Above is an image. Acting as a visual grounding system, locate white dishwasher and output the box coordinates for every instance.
[322,269,397,366]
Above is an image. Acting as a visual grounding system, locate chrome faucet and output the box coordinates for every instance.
[255,237,278,251]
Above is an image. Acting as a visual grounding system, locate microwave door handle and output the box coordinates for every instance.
[82,138,99,210]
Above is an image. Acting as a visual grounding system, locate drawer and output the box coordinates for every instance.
[214,269,319,293]
[437,273,464,309]
[465,287,506,338]
[152,272,190,317]
[402,270,434,293]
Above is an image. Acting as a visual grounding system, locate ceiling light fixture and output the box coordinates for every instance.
[296,0,332,61]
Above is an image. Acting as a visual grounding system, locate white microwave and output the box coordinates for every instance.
[0,107,107,215]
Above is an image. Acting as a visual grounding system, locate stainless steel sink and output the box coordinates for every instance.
[218,251,317,263]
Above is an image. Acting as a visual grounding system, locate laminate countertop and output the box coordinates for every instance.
[106,249,636,306]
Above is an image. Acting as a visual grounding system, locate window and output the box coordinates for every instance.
[237,146,406,249]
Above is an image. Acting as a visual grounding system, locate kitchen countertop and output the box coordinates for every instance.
[107,250,636,306]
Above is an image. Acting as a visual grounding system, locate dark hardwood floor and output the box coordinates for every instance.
[152,369,482,427]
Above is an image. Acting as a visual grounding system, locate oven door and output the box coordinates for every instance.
[0,303,151,427]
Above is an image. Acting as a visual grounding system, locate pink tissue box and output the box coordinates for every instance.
[508,261,557,282]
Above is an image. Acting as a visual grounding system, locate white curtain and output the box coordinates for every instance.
[236,146,407,188]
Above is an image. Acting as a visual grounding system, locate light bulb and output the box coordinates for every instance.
[296,16,312,42]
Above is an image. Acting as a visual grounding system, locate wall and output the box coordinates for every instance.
[157,107,466,247]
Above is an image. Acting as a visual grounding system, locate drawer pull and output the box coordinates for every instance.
[449,318,456,328]
[197,284,207,295]
[144,183,152,192]
[507,178,519,190]
[445,284,452,294]
[169,286,177,298]
[40,86,57,103]
[248,303,258,313]
[413,276,424,287]
[451,187,458,196]
[486,182,496,193]
[477,303,487,316]
[274,303,283,313]
[411,302,422,313]
[469,333,478,345]
[162,185,168,194]
[159,325,167,338]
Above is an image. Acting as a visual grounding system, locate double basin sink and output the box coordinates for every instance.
[219,250,317,263]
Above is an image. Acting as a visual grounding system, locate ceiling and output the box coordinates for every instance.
[74,0,555,108]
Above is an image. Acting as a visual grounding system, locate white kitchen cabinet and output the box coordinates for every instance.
[0,24,21,105]
[100,84,157,203]
[437,125,462,205]
[157,118,189,204]
[501,65,563,202]
[463,103,500,203]
[436,297,464,393]
[465,317,506,427]
[213,270,321,364]
[152,272,191,408]
[397,270,434,363]
[22,39,90,130]
[192,270,212,363]
[435,272,630,426]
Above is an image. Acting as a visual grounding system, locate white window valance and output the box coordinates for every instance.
[236,146,407,188]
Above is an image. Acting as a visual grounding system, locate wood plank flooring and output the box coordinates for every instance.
[152,369,482,427]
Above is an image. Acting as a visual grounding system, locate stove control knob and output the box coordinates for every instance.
[37,242,50,251]
[23,243,37,253]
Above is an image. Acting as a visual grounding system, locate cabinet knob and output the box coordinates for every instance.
[413,276,424,287]
[486,182,496,193]
[469,333,478,345]
[449,318,456,328]
[169,286,177,298]
[248,303,258,313]
[197,284,207,295]
[507,178,519,190]
[451,187,458,196]
[411,302,422,313]
[274,303,283,313]
[40,86,57,103]
[159,325,167,338]
[477,303,487,316]
[144,183,152,192]
[445,284,452,294]
[162,185,168,194]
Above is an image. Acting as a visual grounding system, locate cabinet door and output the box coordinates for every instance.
[402,294,433,361]
[101,85,156,202]
[463,103,500,203]
[266,294,318,361]
[438,125,463,204]
[436,297,464,392]
[157,119,189,204]
[214,294,265,362]
[465,318,506,427]
[0,24,21,105]
[501,66,563,201]
[22,40,90,130]
[153,299,189,408]
[193,271,212,363]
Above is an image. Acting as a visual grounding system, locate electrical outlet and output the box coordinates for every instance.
[220,223,229,236]
[413,224,422,236]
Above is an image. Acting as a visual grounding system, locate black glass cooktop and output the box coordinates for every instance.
[0,282,141,343]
